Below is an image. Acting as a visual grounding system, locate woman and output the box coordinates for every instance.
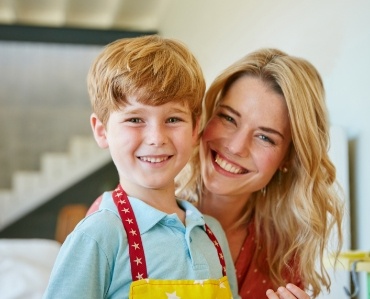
[176,48,344,298]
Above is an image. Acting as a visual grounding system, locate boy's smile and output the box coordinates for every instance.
[138,155,172,163]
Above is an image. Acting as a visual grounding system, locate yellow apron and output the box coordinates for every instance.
[129,277,232,298]
[113,185,234,299]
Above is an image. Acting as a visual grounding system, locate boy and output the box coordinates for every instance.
[43,35,239,299]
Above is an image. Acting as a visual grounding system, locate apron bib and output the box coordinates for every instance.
[113,185,233,299]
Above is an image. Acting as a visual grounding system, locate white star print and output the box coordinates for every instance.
[129,229,137,236]
[219,253,224,259]
[213,240,219,247]
[118,199,126,204]
[122,208,130,213]
[136,273,144,280]
[134,257,142,265]
[132,242,140,250]
[166,291,181,299]
[194,280,206,286]
[125,218,133,224]
[115,192,122,197]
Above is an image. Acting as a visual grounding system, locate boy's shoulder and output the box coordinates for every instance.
[177,199,225,235]
[203,214,221,226]
[73,191,122,238]
[203,214,224,232]
[85,191,118,216]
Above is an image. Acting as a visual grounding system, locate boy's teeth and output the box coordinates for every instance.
[140,156,168,163]
[215,154,245,174]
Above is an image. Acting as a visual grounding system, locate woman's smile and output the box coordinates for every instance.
[213,151,248,174]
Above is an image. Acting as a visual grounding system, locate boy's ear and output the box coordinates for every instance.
[90,113,109,149]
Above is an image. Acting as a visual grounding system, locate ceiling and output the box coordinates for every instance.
[0,0,171,31]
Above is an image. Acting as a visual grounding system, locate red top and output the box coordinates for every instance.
[235,221,303,298]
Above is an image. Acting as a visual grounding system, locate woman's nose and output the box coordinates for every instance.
[225,132,250,157]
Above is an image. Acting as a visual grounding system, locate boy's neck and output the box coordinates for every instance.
[119,181,185,221]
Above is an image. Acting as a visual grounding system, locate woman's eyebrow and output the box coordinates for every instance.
[219,104,241,117]
[219,104,285,140]
[259,126,285,140]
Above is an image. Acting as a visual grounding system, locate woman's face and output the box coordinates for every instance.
[200,76,292,198]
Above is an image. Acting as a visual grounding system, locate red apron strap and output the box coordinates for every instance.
[204,224,227,276]
[113,184,227,280]
[113,185,148,280]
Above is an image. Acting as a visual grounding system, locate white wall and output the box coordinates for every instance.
[159,1,370,298]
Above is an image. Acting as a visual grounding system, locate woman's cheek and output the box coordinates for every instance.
[202,118,223,141]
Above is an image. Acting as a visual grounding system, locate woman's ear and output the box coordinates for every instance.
[90,113,109,149]
[279,165,289,173]
[279,144,293,172]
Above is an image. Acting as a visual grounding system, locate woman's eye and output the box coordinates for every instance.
[218,113,235,124]
[259,135,275,145]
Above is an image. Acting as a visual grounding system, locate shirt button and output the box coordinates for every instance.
[166,219,176,225]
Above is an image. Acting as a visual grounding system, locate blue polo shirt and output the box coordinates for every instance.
[43,192,239,299]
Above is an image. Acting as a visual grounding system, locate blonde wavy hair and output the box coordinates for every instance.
[87,35,205,127]
[176,48,344,297]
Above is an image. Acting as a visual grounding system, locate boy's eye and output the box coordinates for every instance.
[128,118,142,123]
[167,117,181,123]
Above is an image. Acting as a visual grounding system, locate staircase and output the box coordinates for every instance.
[0,136,111,231]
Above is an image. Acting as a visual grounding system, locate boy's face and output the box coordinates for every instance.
[91,95,198,196]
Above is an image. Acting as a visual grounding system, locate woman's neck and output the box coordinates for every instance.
[199,190,250,233]
[199,190,252,262]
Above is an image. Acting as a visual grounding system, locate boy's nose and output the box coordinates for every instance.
[147,125,168,146]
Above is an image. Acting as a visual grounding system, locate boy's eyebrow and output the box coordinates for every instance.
[121,105,190,114]
[169,106,191,114]
[119,107,142,114]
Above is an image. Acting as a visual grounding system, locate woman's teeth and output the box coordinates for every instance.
[215,154,246,174]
